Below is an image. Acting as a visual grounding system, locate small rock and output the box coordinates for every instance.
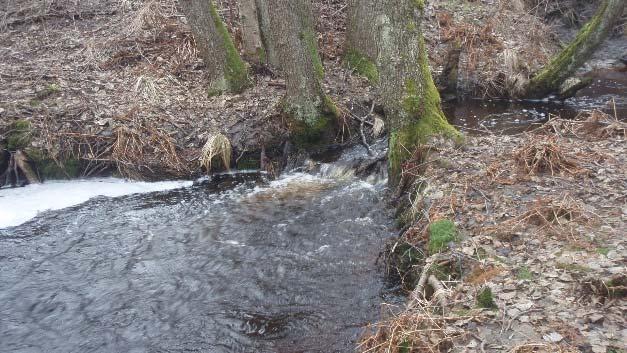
[588,314,604,323]
[543,332,563,343]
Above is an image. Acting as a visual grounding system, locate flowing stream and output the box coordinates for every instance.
[0,146,398,353]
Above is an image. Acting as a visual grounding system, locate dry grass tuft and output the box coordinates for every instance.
[112,120,189,179]
[128,0,169,37]
[486,195,596,238]
[513,135,579,175]
[359,304,470,353]
[577,110,626,139]
[200,133,232,173]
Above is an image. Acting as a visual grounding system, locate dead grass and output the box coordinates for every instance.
[111,116,189,179]
[486,195,596,238]
[200,133,232,173]
[359,304,471,353]
[577,110,626,139]
[513,135,580,175]
[508,343,581,353]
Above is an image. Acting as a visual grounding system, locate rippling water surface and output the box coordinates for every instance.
[0,167,397,353]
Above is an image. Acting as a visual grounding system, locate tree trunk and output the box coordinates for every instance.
[345,0,382,82]
[179,0,249,94]
[238,0,264,64]
[375,0,460,186]
[266,0,337,144]
[255,0,281,69]
[525,0,624,97]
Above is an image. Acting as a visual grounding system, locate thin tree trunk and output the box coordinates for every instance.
[238,0,264,63]
[266,0,337,144]
[179,0,249,94]
[255,0,281,68]
[375,0,460,186]
[525,0,624,97]
[345,0,382,82]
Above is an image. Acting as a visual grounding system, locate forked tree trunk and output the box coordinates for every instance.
[179,0,249,94]
[266,0,337,144]
[238,0,264,64]
[375,0,460,186]
[525,0,624,97]
[345,0,382,83]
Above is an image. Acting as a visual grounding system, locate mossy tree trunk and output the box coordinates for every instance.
[375,0,460,186]
[345,0,382,83]
[525,0,624,97]
[238,0,264,64]
[266,0,337,144]
[179,0,249,95]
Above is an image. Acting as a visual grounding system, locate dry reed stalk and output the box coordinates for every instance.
[200,133,232,173]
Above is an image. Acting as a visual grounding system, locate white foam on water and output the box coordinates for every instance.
[0,178,192,229]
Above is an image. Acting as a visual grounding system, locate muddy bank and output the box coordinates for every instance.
[362,112,626,352]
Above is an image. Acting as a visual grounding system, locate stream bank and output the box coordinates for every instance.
[362,111,626,353]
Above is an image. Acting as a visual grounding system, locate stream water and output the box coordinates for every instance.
[0,148,398,353]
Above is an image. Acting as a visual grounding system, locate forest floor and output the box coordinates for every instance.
[4,0,624,180]
[361,112,626,353]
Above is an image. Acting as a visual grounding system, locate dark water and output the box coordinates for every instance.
[0,167,397,353]
[445,68,626,133]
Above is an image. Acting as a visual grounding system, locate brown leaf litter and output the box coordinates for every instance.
[366,112,626,352]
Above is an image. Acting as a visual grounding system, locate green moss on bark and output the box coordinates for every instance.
[388,36,461,183]
[209,2,249,93]
[344,49,379,83]
[286,95,338,147]
[526,0,622,97]
[302,30,324,79]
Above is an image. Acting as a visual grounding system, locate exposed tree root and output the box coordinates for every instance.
[0,150,40,188]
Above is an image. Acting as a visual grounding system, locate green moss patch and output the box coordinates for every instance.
[517,267,533,280]
[427,219,458,254]
[25,148,81,179]
[476,287,497,309]
[344,49,379,83]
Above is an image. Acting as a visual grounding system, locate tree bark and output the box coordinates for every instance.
[255,0,281,69]
[238,0,264,64]
[525,0,625,97]
[375,0,460,186]
[179,0,249,94]
[266,0,337,144]
[345,0,382,82]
